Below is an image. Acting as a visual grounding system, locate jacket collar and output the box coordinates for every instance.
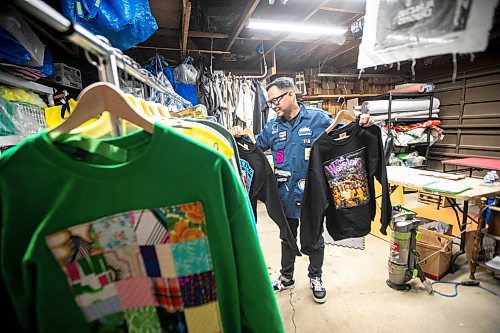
[276,103,311,124]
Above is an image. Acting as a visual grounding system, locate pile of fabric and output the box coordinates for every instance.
[381,119,444,147]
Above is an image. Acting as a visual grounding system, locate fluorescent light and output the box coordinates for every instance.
[247,18,347,36]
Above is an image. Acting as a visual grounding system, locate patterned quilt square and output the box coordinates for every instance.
[46,223,101,267]
[151,277,183,312]
[171,239,212,276]
[156,308,187,333]
[115,278,157,309]
[156,244,177,278]
[81,294,121,322]
[140,246,162,277]
[185,302,223,333]
[178,271,217,308]
[67,254,115,306]
[124,307,162,332]
[132,210,170,245]
[88,309,127,330]
[72,284,121,313]
[93,212,137,250]
[163,202,207,244]
[104,245,146,281]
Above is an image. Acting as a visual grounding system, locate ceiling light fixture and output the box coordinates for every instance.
[247,18,347,36]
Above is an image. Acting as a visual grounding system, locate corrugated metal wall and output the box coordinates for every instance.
[427,67,500,176]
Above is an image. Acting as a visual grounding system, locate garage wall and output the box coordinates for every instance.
[426,67,500,175]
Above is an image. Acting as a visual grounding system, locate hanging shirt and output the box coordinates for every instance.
[161,119,234,159]
[300,122,391,255]
[251,81,269,135]
[0,124,283,333]
[256,104,333,219]
[236,137,301,256]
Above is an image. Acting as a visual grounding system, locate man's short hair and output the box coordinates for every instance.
[266,77,295,91]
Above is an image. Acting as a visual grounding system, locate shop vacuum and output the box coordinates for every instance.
[387,208,433,293]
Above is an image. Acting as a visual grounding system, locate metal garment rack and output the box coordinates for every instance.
[13,0,188,136]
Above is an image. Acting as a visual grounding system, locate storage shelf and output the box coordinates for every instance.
[394,142,430,147]
[481,229,500,241]
[372,91,434,166]
[389,117,437,122]
[373,92,434,100]
[0,71,55,95]
[477,260,500,274]
[302,94,378,100]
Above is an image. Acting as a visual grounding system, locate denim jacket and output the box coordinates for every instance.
[256,104,333,218]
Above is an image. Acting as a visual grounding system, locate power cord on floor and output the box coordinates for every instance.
[431,280,500,298]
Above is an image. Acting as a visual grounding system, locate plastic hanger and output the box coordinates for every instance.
[49,82,154,135]
[325,109,356,134]
[240,128,256,144]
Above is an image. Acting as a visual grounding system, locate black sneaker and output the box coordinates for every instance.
[310,277,326,303]
[272,275,295,292]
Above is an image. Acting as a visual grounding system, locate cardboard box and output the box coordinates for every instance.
[416,227,453,280]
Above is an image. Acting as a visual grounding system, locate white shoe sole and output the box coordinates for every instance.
[274,284,295,293]
[312,294,327,303]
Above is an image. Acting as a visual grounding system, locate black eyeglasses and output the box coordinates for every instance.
[266,91,289,108]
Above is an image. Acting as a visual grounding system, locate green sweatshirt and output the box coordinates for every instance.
[0,123,283,333]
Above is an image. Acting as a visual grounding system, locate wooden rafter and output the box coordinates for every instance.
[292,13,363,67]
[181,0,192,58]
[263,0,331,57]
[156,28,323,42]
[134,45,229,55]
[319,6,360,14]
[225,0,261,52]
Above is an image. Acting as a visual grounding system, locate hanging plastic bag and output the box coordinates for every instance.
[61,0,158,50]
[0,97,46,136]
[174,57,198,85]
[0,27,31,65]
[0,86,47,108]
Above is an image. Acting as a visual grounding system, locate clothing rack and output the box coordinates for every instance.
[13,0,189,136]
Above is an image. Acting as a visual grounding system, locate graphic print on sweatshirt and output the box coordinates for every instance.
[240,158,255,193]
[323,147,370,209]
[45,202,223,333]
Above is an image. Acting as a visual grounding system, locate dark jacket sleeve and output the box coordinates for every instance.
[375,128,391,235]
[255,159,301,256]
[299,144,329,255]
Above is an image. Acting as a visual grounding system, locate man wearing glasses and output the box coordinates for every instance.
[232,77,373,304]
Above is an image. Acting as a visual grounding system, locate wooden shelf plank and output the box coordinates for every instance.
[302,94,378,100]
[481,229,500,241]
[477,260,500,274]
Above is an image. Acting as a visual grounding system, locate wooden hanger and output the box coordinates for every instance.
[325,109,356,134]
[49,82,154,135]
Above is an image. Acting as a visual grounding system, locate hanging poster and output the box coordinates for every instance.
[357,0,499,69]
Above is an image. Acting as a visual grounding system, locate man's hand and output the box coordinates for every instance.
[359,114,375,127]
[230,126,245,137]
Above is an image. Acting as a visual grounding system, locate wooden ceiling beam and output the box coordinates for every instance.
[134,45,230,55]
[263,0,331,57]
[155,29,320,42]
[181,0,192,58]
[225,0,261,52]
[319,6,362,14]
[291,13,362,66]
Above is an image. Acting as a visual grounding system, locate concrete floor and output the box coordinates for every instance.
[256,195,500,333]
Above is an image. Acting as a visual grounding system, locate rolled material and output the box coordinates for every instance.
[388,83,433,93]
[361,98,440,114]
[372,109,440,122]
